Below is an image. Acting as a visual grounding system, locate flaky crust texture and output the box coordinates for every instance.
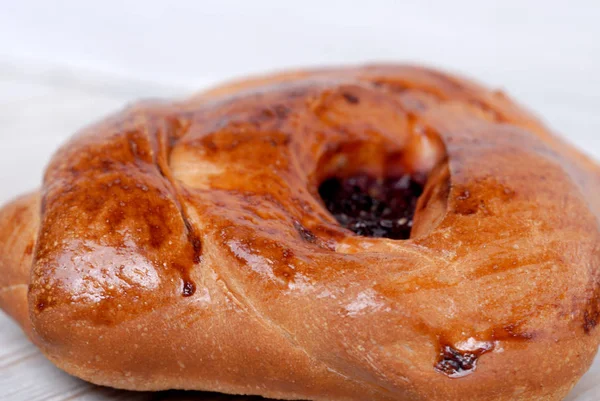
[1,65,600,401]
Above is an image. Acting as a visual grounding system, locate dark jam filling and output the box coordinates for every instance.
[435,345,480,378]
[434,342,494,378]
[318,174,424,239]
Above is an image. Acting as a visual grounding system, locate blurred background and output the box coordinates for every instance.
[1,0,599,205]
[0,1,599,400]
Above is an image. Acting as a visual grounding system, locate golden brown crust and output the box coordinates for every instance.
[1,64,600,401]
[0,192,39,329]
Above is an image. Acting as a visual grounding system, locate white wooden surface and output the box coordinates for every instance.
[0,1,599,400]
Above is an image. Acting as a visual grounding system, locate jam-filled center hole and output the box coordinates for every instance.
[318,174,424,239]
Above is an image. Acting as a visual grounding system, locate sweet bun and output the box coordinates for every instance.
[1,65,599,401]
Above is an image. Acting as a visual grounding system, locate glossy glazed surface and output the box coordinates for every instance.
[1,65,600,401]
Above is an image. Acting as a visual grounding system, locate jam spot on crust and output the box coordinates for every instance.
[183,218,202,264]
[172,263,197,297]
[584,310,599,334]
[189,232,203,264]
[435,342,494,378]
[182,280,196,297]
[583,283,600,334]
[318,174,424,239]
[293,221,317,243]
[434,325,533,378]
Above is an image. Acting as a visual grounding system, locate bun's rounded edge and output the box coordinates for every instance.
[0,192,39,333]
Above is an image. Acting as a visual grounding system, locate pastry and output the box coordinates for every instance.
[1,65,599,401]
